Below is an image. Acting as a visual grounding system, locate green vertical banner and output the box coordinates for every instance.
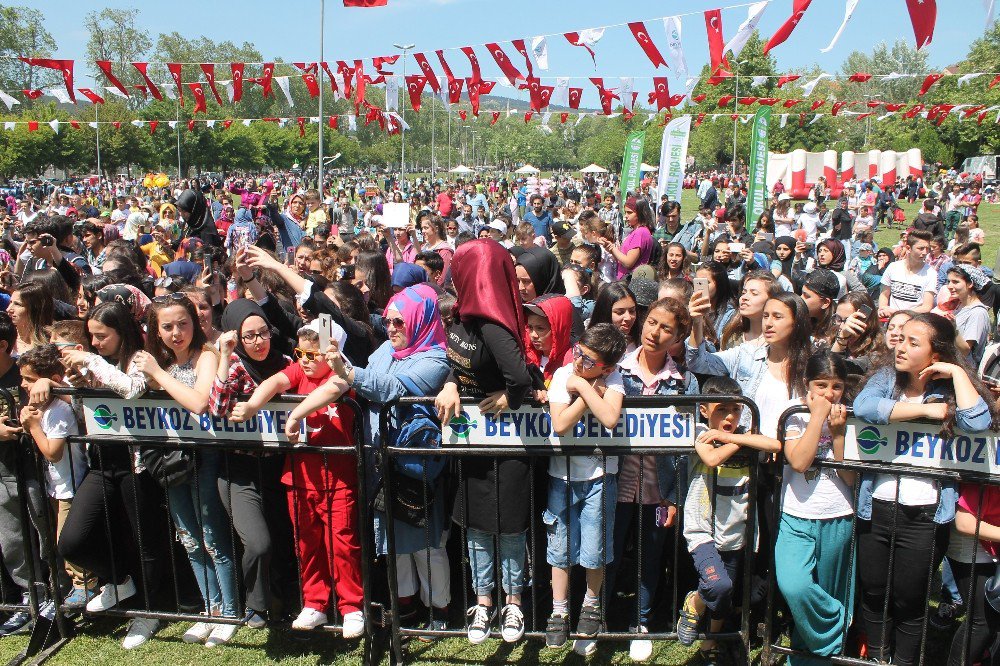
[620,130,646,202]
[746,106,772,231]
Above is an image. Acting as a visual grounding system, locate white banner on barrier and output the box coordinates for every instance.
[442,405,695,448]
[82,397,303,445]
[843,420,1000,475]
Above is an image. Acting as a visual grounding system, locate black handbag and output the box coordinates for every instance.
[140,446,195,489]
[374,473,436,529]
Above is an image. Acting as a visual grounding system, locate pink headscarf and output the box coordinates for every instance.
[384,284,447,360]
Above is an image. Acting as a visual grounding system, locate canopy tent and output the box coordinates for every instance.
[640,163,658,171]
[449,165,475,174]
[514,164,540,174]
[580,164,608,173]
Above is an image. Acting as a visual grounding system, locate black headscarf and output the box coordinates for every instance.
[818,238,847,272]
[221,299,289,386]
[175,188,208,232]
[516,246,564,296]
[774,235,796,277]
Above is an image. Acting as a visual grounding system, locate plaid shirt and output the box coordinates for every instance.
[209,354,292,417]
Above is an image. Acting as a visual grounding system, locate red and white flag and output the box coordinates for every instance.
[78,88,104,105]
[405,75,427,111]
[96,61,129,98]
[187,83,207,113]
[132,62,163,100]
[201,64,224,105]
[764,0,813,54]
[485,43,524,83]
[231,63,245,102]
[649,77,670,111]
[568,87,583,110]
[460,46,481,83]
[343,0,387,6]
[564,29,605,65]
[703,9,730,77]
[906,0,937,49]
[19,58,75,103]
[413,54,439,93]
[628,22,667,68]
[168,63,184,106]
[511,39,534,78]
[918,73,944,96]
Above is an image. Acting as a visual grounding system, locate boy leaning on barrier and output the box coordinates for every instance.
[545,323,628,655]
[676,375,780,664]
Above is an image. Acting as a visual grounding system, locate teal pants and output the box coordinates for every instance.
[775,513,855,665]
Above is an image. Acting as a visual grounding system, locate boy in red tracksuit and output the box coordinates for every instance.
[232,326,364,637]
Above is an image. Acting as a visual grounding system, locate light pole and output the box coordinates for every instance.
[393,42,415,193]
[318,0,326,195]
[471,130,477,169]
[731,59,748,178]
[94,103,101,187]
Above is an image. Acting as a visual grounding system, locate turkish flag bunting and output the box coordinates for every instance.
[884,103,905,112]
[738,97,758,106]
[320,62,339,96]
[849,72,872,83]
[223,120,232,129]
[918,73,943,96]
[524,111,533,123]
[777,75,801,88]
[187,83,207,113]
[866,100,883,108]
[979,111,989,125]
[623,109,634,121]
[260,62,275,98]
[132,63,163,100]
[448,78,464,105]
[694,94,707,103]
[904,103,925,118]
[112,121,121,130]
[539,85,554,109]
[21,90,42,100]
[856,112,875,121]
[134,86,148,99]
[353,60,366,109]
[231,63,244,102]
[832,101,848,116]
[372,55,399,75]
[696,113,706,126]
[963,105,987,117]
[466,78,482,115]
[297,117,306,137]
[491,111,501,125]
[27,121,38,132]
[905,0,937,49]
[799,113,806,127]
[590,78,619,115]
[485,43,524,83]
[764,0,813,54]
[706,75,729,86]
[730,114,740,120]
[405,75,427,111]
[568,87,583,110]
[302,72,320,97]
[459,110,467,121]
[560,112,569,123]
[520,77,544,111]
[96,61,129,97]
[187,120,196,131]
[460,47,481,84]
[329,116,338,129]
[70,120,80,129]
[648,77,670,111]
[666,94,686,108]
[628,22,667,68]
[413,54,440,93]
[337,62,355,99]
[19,58,75,103]
[201,64,224,105]
[810,100,826,111]
[564,32,600,65]
[511,39,534,79]
[436,51,456,85]
[477,80,496,95]
[704,9,731,77]
[989,75,1000,89]
[343,0,388,6]
[168,63,184,106]
[718,95,734,107]
[149,120,158,134]
[783,99,802,108]
[758,98,778,106]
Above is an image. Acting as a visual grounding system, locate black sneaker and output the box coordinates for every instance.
[0,609,32,636]
[928,601,964,631]
[545,612,569,648]
[576,604,602,638]
[466,604,494,645]
[692,646,726,666]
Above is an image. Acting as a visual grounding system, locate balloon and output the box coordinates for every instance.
[143,174,154,188]
[154,174,169,188]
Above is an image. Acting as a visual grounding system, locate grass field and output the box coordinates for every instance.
[0,187,992,665]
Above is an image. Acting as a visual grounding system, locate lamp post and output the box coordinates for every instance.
[731,59,748,178]
[318,0,326,195]
[393,42,415,193]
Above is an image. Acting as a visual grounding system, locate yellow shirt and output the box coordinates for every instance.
[306,209,327,232]
[141,242,172,277]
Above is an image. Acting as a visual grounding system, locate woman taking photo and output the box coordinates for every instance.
[694,261,736,347]
[588,282,640,352]
[434,240,534,646]
[719,271,782,351]
[9,282,53,356]
[598,197,653,280]
[827,291,887,377]
[854,313,1000,666]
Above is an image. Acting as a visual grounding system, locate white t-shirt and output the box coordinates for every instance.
[547,363,625,480]
[780,399,854,519]
[799,212,820,242]
[872,395,939,506]
[683,424,751,552]
[40,399,85,500]
[881,260,937,312]
[755,369,790,439]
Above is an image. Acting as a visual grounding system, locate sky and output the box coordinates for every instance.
[30,0,996,104]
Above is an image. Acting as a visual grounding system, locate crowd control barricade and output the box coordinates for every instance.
[761,405,1000,666]
[376,394,762,664]
[30,387,382,662]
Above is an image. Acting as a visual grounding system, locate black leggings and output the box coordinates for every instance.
[947,559,1000,666]
[858,499,949,666]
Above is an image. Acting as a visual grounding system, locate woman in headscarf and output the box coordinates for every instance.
[209,299,295,628]
[175,188,221,247]
[815,238,865,298]
[122,211,147,242]
[391,263,428,293]
[523,293,574,384]
[771,236,796,281]
[514,246,564,303]
[434,239,534,645]
[271,192,307,251]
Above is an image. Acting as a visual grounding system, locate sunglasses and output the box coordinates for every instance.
[573,344,606,371]
[152,293,187,304]
[293,348,322,361]
[384,316,405,329]
[241,329,271,344]
[154,276,175,288]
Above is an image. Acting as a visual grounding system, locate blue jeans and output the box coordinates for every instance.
[166,451,238,616]
[466,528,526,596]
[940,557,962,605]
[543,476,616,569]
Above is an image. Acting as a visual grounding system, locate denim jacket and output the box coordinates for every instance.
[686,339,770,431]
[852,365,994,523]
[618,349,699,504]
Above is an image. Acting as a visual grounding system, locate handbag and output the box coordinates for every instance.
[140,446,195,489]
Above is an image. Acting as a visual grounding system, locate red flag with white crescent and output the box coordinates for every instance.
[343,0,388,6]
[260,62,275,98]
[560,113,569,123]
[764,0,813,54]
[201,64,224,105]
[810,100,826,111]
[460,47,481,84]
[628,22,667,68]
[187,120,196,131]
[848,72,872,83]
[436,50,456,85]
[405,75,427,111]
[231,63,244,102]
[905,0,937,49]
[329,116,338,129]
[589,78,619,115]
[704,9,730,76]
[187,83,207,113]
[568,87,583,110]
[353,60,366,109]
[511,39,534,79]
[302,72,320,97]
[132,63,163,100]
[297,117,306,137]
[149,120,158,134]
[466,78,482,115]
[78,88,104,104]
[447,78,464,104]
[19,58,76,103]
[337,61,355,99]
[485,43,524,83]
[96,61,129,97]
[168,63,184,106]
[649,77,669,111]
[777,74,800,88]
[413,54,440,93]
[918,73,943,96]
[459,110,467,121]
[491,111,501,125]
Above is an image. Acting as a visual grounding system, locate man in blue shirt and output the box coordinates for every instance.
[464,183,488,216]
[523,194,553,242]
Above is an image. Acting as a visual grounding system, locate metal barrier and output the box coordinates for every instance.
[9,387,385,664]
[761,405,1000,666]
[376,394,763,664]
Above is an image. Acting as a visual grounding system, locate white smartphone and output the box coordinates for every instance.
[318,313,332,351]
[693,277,711,301]
[729,242,746,253]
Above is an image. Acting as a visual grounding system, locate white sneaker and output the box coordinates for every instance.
[500,604,525,643]
[182,621,213,644]
[122,617,159,649]
[204,623,239,648]
[87,576,136,612]
[573,638,598,656]
[341,611,365,639]
[629,625,653,662]
[291,607,328,630]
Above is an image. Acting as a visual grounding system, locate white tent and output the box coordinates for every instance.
[640,163,658,172]
[515,164,540,174]
[449,165,475,174]
[580,164,608,173]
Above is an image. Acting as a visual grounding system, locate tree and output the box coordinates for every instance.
[0,5,58,94]
[83,9,152,110]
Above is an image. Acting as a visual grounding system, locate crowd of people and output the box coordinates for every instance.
[0,166,996,666]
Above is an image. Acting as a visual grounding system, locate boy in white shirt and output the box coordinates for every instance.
[878,229,937,317]
[544,323,628,654]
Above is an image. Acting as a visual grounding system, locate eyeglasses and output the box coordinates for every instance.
[154,276,175,288]
[241,329,271,344]
[293,348,321,361]
[573,344,606,371]
[384,316,405,329]
[152,293,187,304]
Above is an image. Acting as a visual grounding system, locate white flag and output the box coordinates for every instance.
[242,119,252,127]
[438,76,449,107]
[578,28,605,50]
[751,76,768,87]
[620,77,635,111]
[741,114,754,124]
[645,113,657,124]
[275,76,294,107]
[724,1,768,59]
[0,90,19,110]
[801,74,831,97]
[821,0,861,53]
[531,36,548,70]
[49,119,59,134]
[168,120,177,129]
[958,73,985,87]
[45,87,71,104]
[809,114,823,125]
[986,0,997,27]
[662,16,688,79]
[3,122,14,131]
[131,120,143,128]
[877,112,895,121]
[657,116,691,203]
[541,111,552,124]
[552,77,570,107]
[105,86,128,99]
[385,76,399,112]
[224,80,235,103]
[780,114,788,127]
[163,84,177,100]
[88,122,97,129]
[206,119,216,128]
[882,72,913,81]
[347,115,357,131]
[386,112,409,131]
[575,112,589,126]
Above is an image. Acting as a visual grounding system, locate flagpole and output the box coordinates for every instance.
[94,104,102,188]
[176,98,182,180]
[731,59,747,178]
[431,93,436,180]
[318,0,325,196]
[393,43,415,193]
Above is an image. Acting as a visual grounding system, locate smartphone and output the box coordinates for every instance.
[318,313,332,352]
[729,242,745,254]
[693,277,711,301]
[983,375,1000,387]
[655,505,670,527]
[761,233,774,242]
[285,248,296,265]
[857,304,873,319]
